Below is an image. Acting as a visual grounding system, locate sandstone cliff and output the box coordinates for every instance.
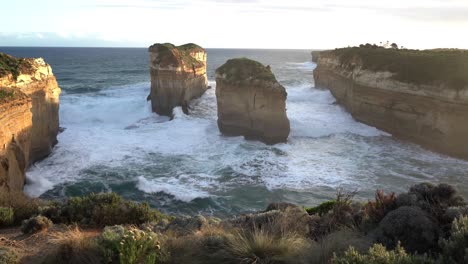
[216,58,290,144]
[0,53,61,163]
[313,48,468,159]
[148,43,208,116]
[0,88,32,193]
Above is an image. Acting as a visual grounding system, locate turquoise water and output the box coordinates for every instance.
[1,47,467,217]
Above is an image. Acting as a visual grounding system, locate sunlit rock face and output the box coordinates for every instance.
[148,43,208,116]
[215,58,290,144]
[0,53,61,164]
[0,88,32,193]
[313,49,468,160]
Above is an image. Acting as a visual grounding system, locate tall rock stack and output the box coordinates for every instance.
[215,58,290,144]
[148,43,208,116]
[0,53,61,192]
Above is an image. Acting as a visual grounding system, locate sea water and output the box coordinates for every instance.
[1,47,467,216]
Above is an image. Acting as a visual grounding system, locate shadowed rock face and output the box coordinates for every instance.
[313,49,468,160]
[215,58,290,144]
[148,43,208,116]
[0,53,61,192]
[0,53,61,164]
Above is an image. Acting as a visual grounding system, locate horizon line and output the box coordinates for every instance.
[0,45,327,51]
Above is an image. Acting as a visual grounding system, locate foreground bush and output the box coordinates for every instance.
[99,225,161,264]
[0,207,14,226]
[0,191,41,224]
[332,243,434,264]
[0,247,18,264]
[44,193,167,227]
[21,215,53,234]
[438,216,468,264]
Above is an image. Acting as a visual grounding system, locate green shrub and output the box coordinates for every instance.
[48,193,166,227]
[0,191,42,224]
[438,216,468,263]
[306,200,336,216]
[99,226,161,264]
[0,207,14,226]
[0,247,18,264]
[332,243,435,264]
[21,215,53,234]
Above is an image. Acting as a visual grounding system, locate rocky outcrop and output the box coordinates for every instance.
[215,58,290,144]
[148,43,208,116]
[0,53,61,163]
[313,48,468,159]
[0,88,32,193]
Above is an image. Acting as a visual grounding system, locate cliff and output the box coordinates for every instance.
[0,53,61,163]
[313,47,468,159]
[148,43,208,116]
[0,88,32,193]
[215,58,290,144]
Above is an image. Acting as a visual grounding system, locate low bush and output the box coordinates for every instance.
[438,216,468,263]
[0,191,41,224]
[45,193,167,227]
[363,190,397,224]
[332,243,435,264]
[0,207,14,226]
[0,247,18,264]
[306,200,336,216]
[21,215,53,234]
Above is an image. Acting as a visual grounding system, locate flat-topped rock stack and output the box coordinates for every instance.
[148,43,208,116]
[215,58,290,144]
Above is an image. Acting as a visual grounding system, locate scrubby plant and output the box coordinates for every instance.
[0,247,19,264]
[306,200,336,216]
[44,226,101,264]
[0,207,14,226]
[363,190,397,224]
[21,215,53,234]
[438,216,468,264]
[332,243,435,264]
[48,193,166,227]
[0,191,42,224]
[99,226,161,264]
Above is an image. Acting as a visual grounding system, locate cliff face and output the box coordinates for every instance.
[313,49,468,159]
[148,43,208,116]
[0,54,61,163]
[0,89,32,193]
[216,58,290,144]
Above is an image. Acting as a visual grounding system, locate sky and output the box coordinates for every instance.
[1,0,468,49]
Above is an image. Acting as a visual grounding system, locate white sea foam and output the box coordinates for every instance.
[24,63,468,205]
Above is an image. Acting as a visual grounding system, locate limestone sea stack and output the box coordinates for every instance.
[0,53,61,192]
[0,53,61,164]
[313,47,468,159]
[148,43,208,116]
[215,58,290,144]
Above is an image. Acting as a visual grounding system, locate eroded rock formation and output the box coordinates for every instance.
[0,53,61,192]
[313,48,468,159]
[215,58,290,144]
[148,43,208,116]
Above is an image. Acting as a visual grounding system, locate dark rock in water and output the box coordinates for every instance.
[375,206,440,253]
[148,43,208,117]
[215,58,290,144]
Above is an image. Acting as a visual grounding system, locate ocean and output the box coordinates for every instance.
[1,47,467,217]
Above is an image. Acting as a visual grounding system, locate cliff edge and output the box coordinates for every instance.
[148,43,208,116]
[216,58,290,144]
[313,47,468,159]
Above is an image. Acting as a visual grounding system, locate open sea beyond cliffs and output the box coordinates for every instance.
[1,47,467,217]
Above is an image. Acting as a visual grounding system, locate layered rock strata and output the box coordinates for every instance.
[0,53,61,192]
[313,48,468,159]
[0,53,61,163]
[215,58,290,144]
[148,43,208,116]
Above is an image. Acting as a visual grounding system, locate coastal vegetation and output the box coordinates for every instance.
[0,183,466,263]
[216,58,278,84]
[320,47,468,89]
[0,53,33,80]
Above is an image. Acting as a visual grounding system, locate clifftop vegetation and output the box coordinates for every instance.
[0,53,33,80]
[216,58,278,84]
[148,43,205,68]
[320,47,468,89]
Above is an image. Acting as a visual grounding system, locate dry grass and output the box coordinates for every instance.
[44,226,101,264]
